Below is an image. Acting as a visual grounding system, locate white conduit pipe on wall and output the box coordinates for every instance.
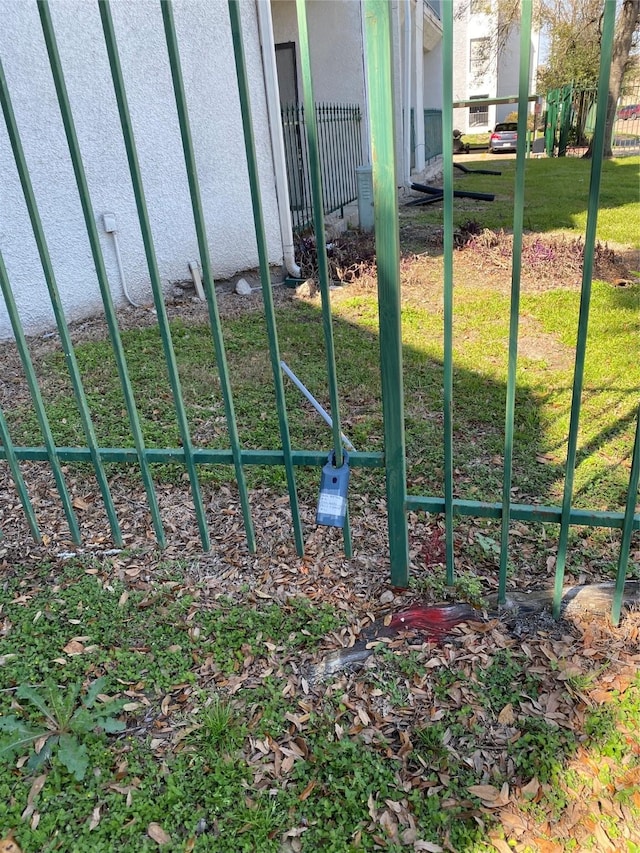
[102,212,145,308]
[256,0,301,279]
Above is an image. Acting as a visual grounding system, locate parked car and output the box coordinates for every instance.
[489,122,517,152]
[617,103,640,120]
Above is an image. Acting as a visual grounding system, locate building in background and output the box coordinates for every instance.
[453,0,540,134]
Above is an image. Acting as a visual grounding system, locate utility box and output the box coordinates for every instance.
[356,165,374,232]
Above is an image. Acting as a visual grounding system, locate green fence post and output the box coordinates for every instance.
[363,0,409,586]
[611,406,640,626]
[37,0,166,548]
[498,0,533,604]
[160,0,255,553]
[442,0,455,585]
[98,0,210,550]
[552,0,616,618]
[228,0,304,556]
[558,84,573,156]
[0,248,81,543]
[544,89,557,156]
[295,0,352,557]
[0,401,40,542]
[0,53,122,546]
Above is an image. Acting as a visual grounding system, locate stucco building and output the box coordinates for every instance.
[0,0,443,339]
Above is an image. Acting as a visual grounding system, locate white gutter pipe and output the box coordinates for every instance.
[359,2,371,165]
[256,0,301,279]
[403,0,412,186]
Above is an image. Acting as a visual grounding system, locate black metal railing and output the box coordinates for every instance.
[280,102,363,231]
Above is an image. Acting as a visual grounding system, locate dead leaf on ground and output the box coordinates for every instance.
[62,639,86,656]
[497,703,515,725]
[27,774,47,805]
[147,823,171,846]
[298,780,316,801]
[0,839,22,853]
[468,782,510,808]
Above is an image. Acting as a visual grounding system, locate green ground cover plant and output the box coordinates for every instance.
[2,555,636,852]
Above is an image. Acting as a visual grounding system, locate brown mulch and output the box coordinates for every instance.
[1,468,639,851]
[1,223,639,851]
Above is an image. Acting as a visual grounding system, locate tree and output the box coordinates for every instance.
[586,0,640,159]
[537,0,603,92]
[536,0,639,158]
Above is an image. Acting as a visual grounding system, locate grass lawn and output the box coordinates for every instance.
[0,156,639,851]
[414,155,640,244]
[0,556,639,852]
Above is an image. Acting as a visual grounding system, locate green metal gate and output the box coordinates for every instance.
[0,0,637,626]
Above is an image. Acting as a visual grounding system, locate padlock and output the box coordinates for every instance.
[316,450,350,528]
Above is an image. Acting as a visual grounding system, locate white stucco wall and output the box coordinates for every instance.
[270,0,372,179]
[0,0,282,340]
[423,42,443,110]
[270,0,367,106]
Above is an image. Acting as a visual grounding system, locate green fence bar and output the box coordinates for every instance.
[98,0,210,550]
[441,0,455,585]
[363,0,409,586]
[160,0,255,553]
[295,0,352,558]
[552,0,616,618]
[611,407,640,625]
[498,0,532,604]
[37,0,166,549]
[228,0,304,556]
[0,404,40,542]
[0,250,81,543]
[405,495,639,530]
[3,446,384,468]
[0,57,122,546]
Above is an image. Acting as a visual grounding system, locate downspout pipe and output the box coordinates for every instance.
[256,0,301,279]
[403,0,412,186]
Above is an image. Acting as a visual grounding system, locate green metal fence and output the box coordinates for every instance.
[545,82,640,157]
[1,0,638,626]
[280,101,363,231]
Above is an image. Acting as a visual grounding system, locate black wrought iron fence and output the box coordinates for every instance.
[409,108,443,169]
[280,102,363,231]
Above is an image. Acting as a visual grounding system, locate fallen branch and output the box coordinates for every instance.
[308,582,640,683]
[487,581,640,619]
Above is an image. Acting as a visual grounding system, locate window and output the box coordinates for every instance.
[470,0,488,13]
[469,95,489,127]
[469,37,489,79]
